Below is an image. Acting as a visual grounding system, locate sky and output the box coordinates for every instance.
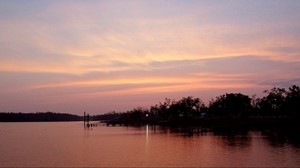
[1,0,300,115]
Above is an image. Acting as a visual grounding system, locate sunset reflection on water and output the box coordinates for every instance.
[0,122,300,167]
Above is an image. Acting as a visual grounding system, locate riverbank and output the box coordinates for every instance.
[104,117,300,132]
[0,112,82,122]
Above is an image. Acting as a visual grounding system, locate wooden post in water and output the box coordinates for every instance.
[87,113,90,127]
[84,112,86,127]
[83,111,92,128]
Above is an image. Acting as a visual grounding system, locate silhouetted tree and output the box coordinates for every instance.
[150,98,172,121]
[119,107,149,125]
[150,97,206,122]
[285,85,300,117]
[209,93,251,118]
[169,96,204,120]
[257,87,287,117]
[251,94,260,114]
[95,111,121,121]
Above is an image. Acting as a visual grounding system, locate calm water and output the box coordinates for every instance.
[0,122,300,167]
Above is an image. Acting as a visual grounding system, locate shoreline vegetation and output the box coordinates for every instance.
[1,85,300,132]
[96,85,300,131]
[0,112,82,122]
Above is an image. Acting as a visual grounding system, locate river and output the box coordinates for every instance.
[0,122,300,167]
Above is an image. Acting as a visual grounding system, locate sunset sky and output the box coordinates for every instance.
[1,0,300,115]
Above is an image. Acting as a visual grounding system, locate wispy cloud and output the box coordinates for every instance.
[0,0,300,114]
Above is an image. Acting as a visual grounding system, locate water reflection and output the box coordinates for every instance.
[142,125,300,149]
[146,124,149,144]
[93,123,300,151]
[218,134,251,150]
[1,122,300,167]
[261,129,300,148]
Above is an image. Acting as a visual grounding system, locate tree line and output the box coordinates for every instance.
[97,85,300,126]
[0,112,82,122]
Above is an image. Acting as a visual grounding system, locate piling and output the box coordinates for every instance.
[84,112,95,128]
[84,112,86,127]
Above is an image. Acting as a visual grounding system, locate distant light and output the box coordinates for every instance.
[146,114,149,117]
